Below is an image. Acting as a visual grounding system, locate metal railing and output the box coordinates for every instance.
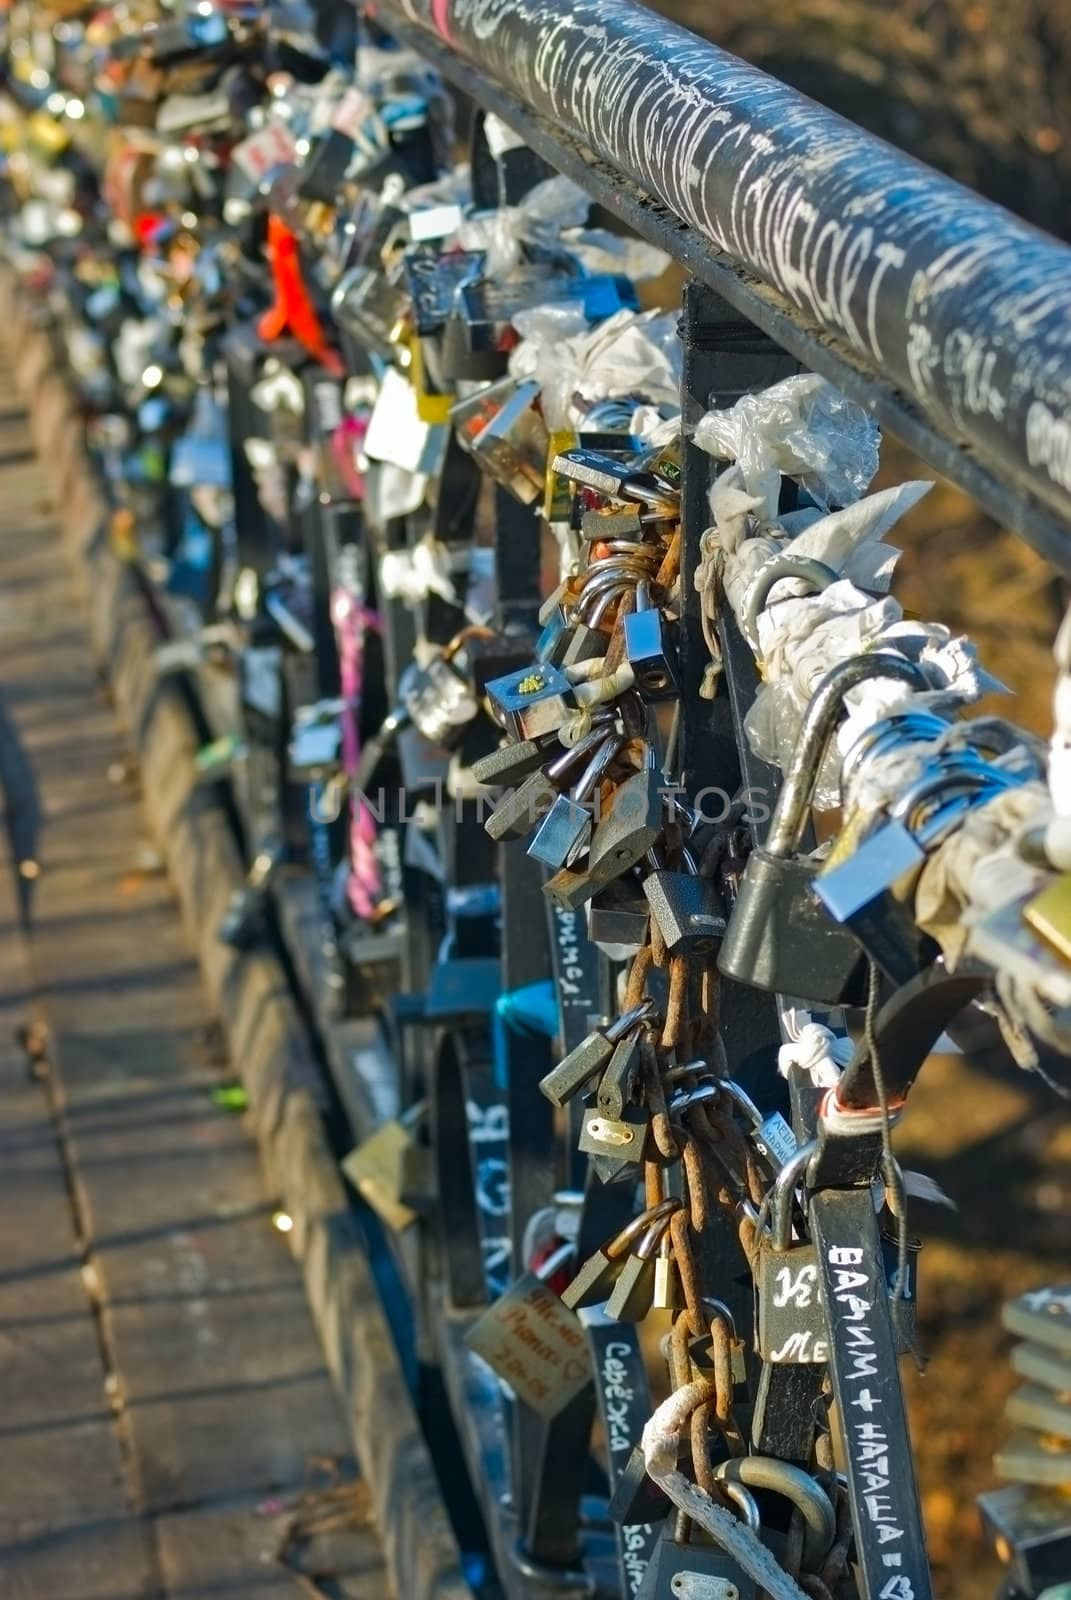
[375,0,1071,571]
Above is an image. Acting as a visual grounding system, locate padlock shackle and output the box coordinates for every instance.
[909,789,977,850]
[721,1479,762,1532]
[575,733,626,803]
[841,710,951,795]
[586,583,638,628]
[719,1078,763,1131]
[765,653,932,859]
[742,554,839,653]
[533,1240,576,1282]
[606,1197,680,1259]
[606,998,657,1042]
[666,1081,720,1118]
[767,1137,818,1252]
[576,563,651,600]
[545,721,615,784]
[700,1296,738,1339]
[945,720,1049,781]
[661,1058,707,1084]
[892,758,1015,823]
[714,1457,836,1569]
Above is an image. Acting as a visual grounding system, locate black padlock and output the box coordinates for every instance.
[635,1521,756,1600]
[588,746,664,881]
[643,849,726,957]
[297,127,357,205]
[587,879,650,952]
[718,653,929,1006]
[605,1443,672,1527]
[218,841,283,949]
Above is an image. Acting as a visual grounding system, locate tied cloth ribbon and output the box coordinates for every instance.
[777,1010,852,1088]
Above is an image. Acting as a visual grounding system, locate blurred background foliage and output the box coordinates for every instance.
[651,0,1070,736]
[648,5,1069,1592]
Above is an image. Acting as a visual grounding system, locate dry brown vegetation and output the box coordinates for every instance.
[647,5,1070,1592]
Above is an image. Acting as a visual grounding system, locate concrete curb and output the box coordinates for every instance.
[0,267,472,1600]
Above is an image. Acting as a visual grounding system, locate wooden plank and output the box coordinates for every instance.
[0,370,392,1596]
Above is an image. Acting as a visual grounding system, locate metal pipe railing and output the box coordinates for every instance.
[374,0,1071,558]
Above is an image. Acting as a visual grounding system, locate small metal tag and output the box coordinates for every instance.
[754,1112,797,1170]
[465,1274,593,1418]
[672,1578,740,1600]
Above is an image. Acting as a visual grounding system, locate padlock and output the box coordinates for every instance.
[538,999,653,1108]
[463,1243,593,1419]
[992,1283,1071,1491]
[536,606,608,671]
[401,649,479,750]
[485,769,558,843]
[587,879,650,953]
[623,581,680,701]
[528,794,592,872]
[713,1075,799,1174]
[472,736,554,788]
[588,745,665,880]
[459,269,636,350]
[755,1140,830,1365]
[977,1482,1071,1600]
[580,504,675,542]
[603,1205,679,1322]
[641,436,683,493]
[341,1101,433,1231]
[484,661,575,741]
[630,1510,755,1600]
[218,840,283,949]
[552,448,668,504]
[815,753,1021,986]
[486,722,616,845]
[407,328,455,425]
[561,619,611,669]
[527,728,623,870]
[451,377,547,503]
[595,1031,643,1121]
[403,247,485,336]
[561,1198,677,1310]
[739,551,840,656]
[652,1229,681,1312]
[543,853,631,912]
[330,262,407,361]
[718,653,928,1005]
[643,847,726,957]
[577,1105,650,1173]
[535,604,572,666]
[297,125,358,207]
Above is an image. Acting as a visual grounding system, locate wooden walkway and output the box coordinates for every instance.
[0,389,388,1598]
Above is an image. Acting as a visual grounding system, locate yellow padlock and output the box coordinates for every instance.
[406,332,454,426]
